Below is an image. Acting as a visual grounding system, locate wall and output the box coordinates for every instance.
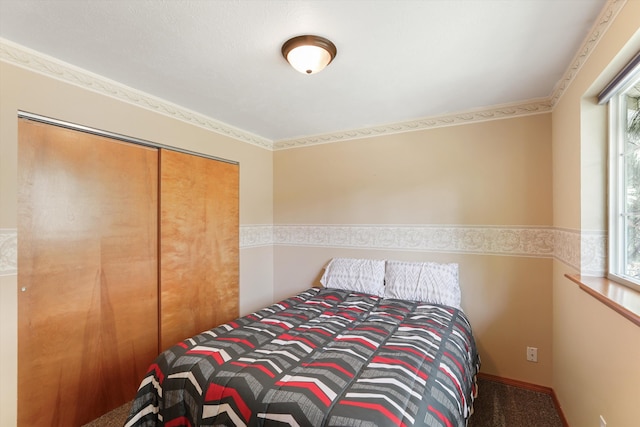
[3,2,639,426]
[273,114,554,386]
[551,0,640,426]
[0,61,274,425]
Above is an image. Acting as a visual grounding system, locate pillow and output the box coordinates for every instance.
[384,260,461,309]
[320,257,386,297]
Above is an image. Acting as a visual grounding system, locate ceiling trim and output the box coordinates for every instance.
[274,0,624,151]
[0,0,623,151]
[548,0,626,108]
[273,99,552,150]
[0,37,273,150]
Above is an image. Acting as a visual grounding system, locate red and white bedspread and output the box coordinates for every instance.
[125,287,480,427]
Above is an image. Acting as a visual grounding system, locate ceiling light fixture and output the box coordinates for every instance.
[281,35,337,75]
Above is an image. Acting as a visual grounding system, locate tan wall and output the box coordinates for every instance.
[3,2,639,426]
[274,246,553,382]
[275,115,552,225]
[0,61,274,426]
[552,263,639,427]
[274,113,554,386]
[551,1,640,426]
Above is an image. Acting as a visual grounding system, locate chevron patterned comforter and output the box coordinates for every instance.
[125,288,480,427]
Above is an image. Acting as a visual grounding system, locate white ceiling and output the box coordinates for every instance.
[0,0,606,143]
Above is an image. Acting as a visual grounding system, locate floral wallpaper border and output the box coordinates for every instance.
[240,224,606,275]
[0,226,606,277]
[272,225,557,256]
[0,229,17,276]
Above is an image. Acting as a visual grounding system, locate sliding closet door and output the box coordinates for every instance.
[159,149,239,351]
[17,119,159,426]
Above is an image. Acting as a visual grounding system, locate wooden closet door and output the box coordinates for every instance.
[17,119,159,426]
[159,149,239,351]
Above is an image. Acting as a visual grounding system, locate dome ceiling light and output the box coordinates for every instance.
[281,35,337,75]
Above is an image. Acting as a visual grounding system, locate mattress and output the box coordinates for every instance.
[125,287,480,427]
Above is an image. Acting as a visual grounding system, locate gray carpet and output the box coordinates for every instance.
[84,377,563,426]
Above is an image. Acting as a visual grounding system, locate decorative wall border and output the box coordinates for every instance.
[551,228,606,275]
[0,226,606,276]
[580,230,607,276]
[0,229,17,276]
[240,225,274,248]
[0,0,622,152]
[273,224,557,257]
[241,225,606,275]
[553,228,581,271]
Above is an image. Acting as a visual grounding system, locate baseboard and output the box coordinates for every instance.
[477,373,569,427]
[550,389,570,427]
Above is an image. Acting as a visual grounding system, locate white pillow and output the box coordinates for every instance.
[320,258,386,297]
[384,260,461,309]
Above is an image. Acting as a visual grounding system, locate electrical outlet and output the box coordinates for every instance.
[526,346,538,362]
[600,415,606,427]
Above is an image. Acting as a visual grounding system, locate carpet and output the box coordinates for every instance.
[468,377,563,427]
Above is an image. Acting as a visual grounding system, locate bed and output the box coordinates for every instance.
[125,258,480,427]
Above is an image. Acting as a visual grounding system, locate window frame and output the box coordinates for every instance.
[607,71,640,291]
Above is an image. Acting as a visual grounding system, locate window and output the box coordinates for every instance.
[605,55,640,290]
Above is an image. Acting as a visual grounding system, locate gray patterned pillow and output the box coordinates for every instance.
[320,257,386,297]
[384,260,461,308]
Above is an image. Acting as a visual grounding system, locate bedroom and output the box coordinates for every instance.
[0,1,638,426]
